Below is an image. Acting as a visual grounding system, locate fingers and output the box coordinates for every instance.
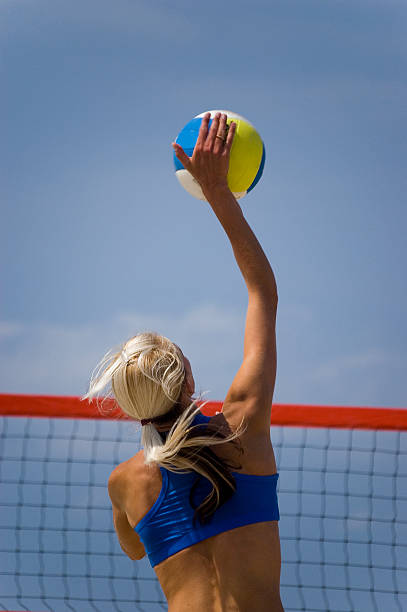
[172,142,191,170]
[195,112,211,149]
[224,120,236,155]
[217,113,228,140]
[205,112,221,150]
[173,113,236,177]
[213,113,228,154]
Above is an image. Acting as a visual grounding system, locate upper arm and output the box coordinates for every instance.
[223,290,277,432]
[108,467,146,561]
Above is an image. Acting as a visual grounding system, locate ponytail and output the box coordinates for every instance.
[84,331,246,523]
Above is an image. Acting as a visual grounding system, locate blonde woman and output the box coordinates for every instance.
[85,112,282,611]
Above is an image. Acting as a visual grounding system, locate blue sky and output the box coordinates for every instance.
[1,0,406,407]
[1,4,406,611]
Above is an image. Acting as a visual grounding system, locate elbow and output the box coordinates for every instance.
[120,542,144,561]
[268,274,278,303]
[134,551,146,561]
[248,271,278,303]
[266,283,278,307]
[123,548,141,561]
[260,267,278,303]
[249,284,278,307]
[271,286,278,305]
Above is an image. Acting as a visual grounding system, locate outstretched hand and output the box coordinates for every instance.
[172,112,236,197]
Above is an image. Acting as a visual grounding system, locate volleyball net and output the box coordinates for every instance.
[0,394,406,612]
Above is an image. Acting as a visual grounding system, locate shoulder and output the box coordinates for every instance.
[108,452,150,499]
[110,450,155,483]
[109,452,164,527]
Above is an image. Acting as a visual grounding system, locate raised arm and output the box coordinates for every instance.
[173,112,278,434]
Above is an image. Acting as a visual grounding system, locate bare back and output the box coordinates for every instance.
[123,412,283,612]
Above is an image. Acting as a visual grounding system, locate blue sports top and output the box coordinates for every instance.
[134,412,280,567]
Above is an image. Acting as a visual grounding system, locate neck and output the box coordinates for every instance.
[153,397,193,431]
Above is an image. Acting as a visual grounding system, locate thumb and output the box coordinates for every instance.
[172,142,191,171]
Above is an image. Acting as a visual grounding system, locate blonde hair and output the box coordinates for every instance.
[83,331,246,524]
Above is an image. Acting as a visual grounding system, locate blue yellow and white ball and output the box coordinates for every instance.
[173,110,265,201]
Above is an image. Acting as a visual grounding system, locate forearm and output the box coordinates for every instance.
[203,183,277,298]
[173,112,277,297]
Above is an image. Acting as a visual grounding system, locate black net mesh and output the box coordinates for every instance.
[0,416,406,612]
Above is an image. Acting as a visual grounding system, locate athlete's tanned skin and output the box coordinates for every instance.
[111,113,283,611]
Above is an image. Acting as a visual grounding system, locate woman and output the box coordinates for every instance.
[85,112,282,611]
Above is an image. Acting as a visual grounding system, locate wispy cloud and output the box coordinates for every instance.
[0,304,244,399]
[0,321,23,338]
[308,348,399,383]
[2,305,404,407]
[301,348,406,407]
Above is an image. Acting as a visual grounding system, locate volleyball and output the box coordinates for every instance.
[173,110,265,201]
